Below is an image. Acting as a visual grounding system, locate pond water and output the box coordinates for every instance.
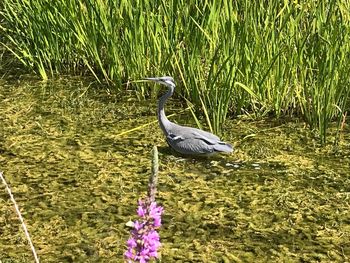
[0,77,349,262]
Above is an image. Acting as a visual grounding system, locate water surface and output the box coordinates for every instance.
[0,77,349,262]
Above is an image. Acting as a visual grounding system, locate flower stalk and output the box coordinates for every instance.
[125,147,163,263]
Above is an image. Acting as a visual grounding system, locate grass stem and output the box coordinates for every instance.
[0,171,40,263]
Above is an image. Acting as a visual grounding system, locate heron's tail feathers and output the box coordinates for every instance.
[214,142,233,153]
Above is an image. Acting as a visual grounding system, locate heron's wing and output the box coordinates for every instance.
[166,129,232,154]
[191,131,219,145]
[168,130,219,145]
[193,129,221,141]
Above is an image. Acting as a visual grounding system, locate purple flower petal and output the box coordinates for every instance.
[149,250,158,258]
[127,237,137,248]
[124,249,134,259]
[133,220,143,231]
[137,205,146,217]
[153,217,162,227]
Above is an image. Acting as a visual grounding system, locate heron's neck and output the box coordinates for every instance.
[158,85,174,134]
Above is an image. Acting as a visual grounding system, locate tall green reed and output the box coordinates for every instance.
[295,1,350,143]
[1,0,349,142]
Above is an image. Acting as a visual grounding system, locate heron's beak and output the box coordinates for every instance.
[143,77,161,83]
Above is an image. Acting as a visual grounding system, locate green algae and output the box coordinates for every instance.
[0,78,349,262]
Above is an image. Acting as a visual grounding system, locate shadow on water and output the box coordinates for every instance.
[0,77,349,262]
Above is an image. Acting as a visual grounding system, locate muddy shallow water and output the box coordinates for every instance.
[0,77,349,262]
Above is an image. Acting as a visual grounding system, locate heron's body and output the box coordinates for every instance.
[145,76,233,155]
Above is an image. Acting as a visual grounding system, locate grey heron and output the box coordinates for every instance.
[144,76,233,155]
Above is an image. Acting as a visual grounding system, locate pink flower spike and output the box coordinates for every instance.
[125,199,163,262]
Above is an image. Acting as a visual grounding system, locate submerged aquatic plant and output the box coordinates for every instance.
[125,200,163,263]
[125,146,163,263]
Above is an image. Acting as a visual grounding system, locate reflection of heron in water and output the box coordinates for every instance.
[144,76,233,155]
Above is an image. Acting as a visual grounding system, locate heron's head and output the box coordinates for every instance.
[144,76,175,88]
